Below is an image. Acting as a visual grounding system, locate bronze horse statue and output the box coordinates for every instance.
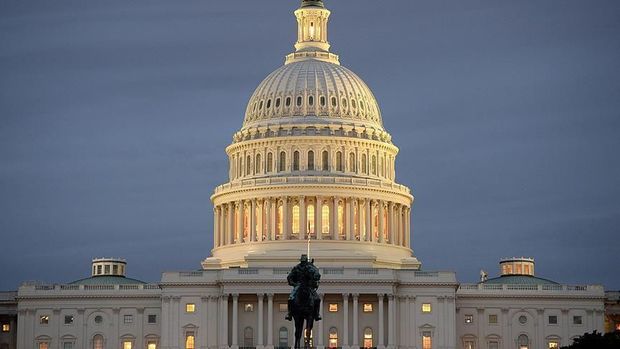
[286,254,321,349]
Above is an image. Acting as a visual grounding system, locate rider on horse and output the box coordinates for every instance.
[285,254,322,321]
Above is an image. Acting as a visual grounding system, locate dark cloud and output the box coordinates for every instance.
[1,0,618,289]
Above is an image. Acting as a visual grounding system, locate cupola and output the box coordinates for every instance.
[499,257,535,276]
[91,257,127,277]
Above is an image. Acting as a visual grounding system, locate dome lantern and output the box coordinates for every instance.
[287,0,339,64]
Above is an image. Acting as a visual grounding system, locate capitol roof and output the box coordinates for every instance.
[69,275,146,285]
[482,274,559,285]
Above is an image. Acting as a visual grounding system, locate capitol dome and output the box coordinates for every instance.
[243,59,383,131]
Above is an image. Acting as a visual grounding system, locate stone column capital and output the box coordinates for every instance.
[351,293,359,299]
[231,293,239,299]
[342,293,350,299]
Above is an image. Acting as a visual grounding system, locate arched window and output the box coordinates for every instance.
[185,331,195,349]
[331,96,337,107]
[342,98,348,108]
[361,154,367,174]
[328,327,338,348]
[285,96,291,107]
[275,97,281,108]
[266,99,271,109]
[351,99,357,109]
[363,328,373,348]
[320,96,326,106]
[360,100,365,110]
[371,155,377,175]
[322,204,330,235]
[243,205,250,240]
[259,100,263,110]
[293,151,300,171]
[267,153,273,172]
[237,155,242,177]
[308,96,314,106]
[255,153,262,174]
[292,205,300,235]
[322,151,329,171]
[338,202,344,236]
[307,205,315,236]
[244,327,254,347]
[279,151,286,172]
[278,327,289,348]
[336,151,343,171]
[277,202,283,239]
[246,155,251,175]
[93,335,104,349]
[518,334,529,349]
[297,96,303,107]
[349,153,356,172]
[307,151,315,170]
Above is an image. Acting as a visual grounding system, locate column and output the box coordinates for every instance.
[251,199,257,242]
[300,196,306,240]
[357,199,364,241]
[352,294,359,349]
[537,308,545,349]
[316,196,323,240]
[388,202,394,244]
[282,196,289,239]
[220,294,229,349]
[227,203,234,245]
[397,206,403,247]
[343,293,349,348]
[378,202,385,243]
[237,201,244,243]
[332,196,339,240]
[257,294,265,348]
[387,295,395,349]
[317,294,325,349]
[232,294,239,349]
[405,207,411,248]
[257,200,264,242]
[365,199,372,242]
[408,296,416,348]
[200,298,208,349]
[214,206,220,247]
[346,198,354,241]
[270,198,277,241]
[161,298,170,348]
[378,294,385,349]
[267,294,274,349]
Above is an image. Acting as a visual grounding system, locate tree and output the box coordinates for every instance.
[561,330,620,349]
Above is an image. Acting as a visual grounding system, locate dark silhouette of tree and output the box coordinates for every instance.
[561,330,620,349]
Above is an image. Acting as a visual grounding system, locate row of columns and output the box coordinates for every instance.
[213,196,411,248]
[215,293,396,349]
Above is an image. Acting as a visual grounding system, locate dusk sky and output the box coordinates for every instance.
[1,0,619,290]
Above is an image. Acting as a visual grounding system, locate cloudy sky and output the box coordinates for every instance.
[1,0,619,290]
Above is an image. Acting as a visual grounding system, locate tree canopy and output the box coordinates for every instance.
[561,330,620,349]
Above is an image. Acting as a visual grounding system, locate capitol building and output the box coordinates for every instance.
[5,1,607,349]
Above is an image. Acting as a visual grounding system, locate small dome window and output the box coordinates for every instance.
[351,99,357,109]
[259,101,263,110]
[308,96,314,106]
[253,103,257,112]
[320,96,326,107]
[275,98,281,108]
[285,97,291,107]
[296,96,303,107]
[266,99,271,109]
[360,100,364,109]
[342,98,347,108]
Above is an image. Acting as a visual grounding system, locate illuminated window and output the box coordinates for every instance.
[64,315,74,324]
[328,327,338,348]
[422,331,432,349]
[244,304,254,312]
[307,205,315,235]
[337,203,344,235]
[336,151,343,171]
[322,151,329,171]
[293,151,300,171]
[123,341,132,349]
[38,343,49,349]
[148,315,157,324]
[573,316,582,325]
[292,205,300,235]
[40,315,49,325]
[518,334,529,349]
[616,323,620,331]
[185,332,195,349]
[147,341,157,349]
[278,327,289,348]
[279,151,286,172]
[363,327,373,348]
[329,303,338,312]
[124,314,133,323]
[322,204,330,234]
[277,203,283,237]
[186,303,196,313]
[464,341,474,349]
[422,303,432,313]
[307,150,315,170]
[548,315,557,324]
[488,314,498,324]
[267,153,273,172]
[548,341,559,349]
[363,303,373,312]
[1,324,9,332]
[464,315,473,324]
[93,335,104,349]
[279,303,288,312]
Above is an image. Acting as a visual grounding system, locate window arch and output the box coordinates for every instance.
[328,327,338,348]
[371,155,377,175]
[292,205,300,235]
[246,155,251,175]
[93,335,104,349]
[279,151,286,172]
[336,151,343,172]
[244,327,254,347]
[363,328,373,348]
[307,150,315,170]
[322,151,329,171]
[267,153,273,172]
[293,151,300,171]
[349,153,356,172]
[361,154,367,174]
[278,327,289,348]
[255,153,262,174]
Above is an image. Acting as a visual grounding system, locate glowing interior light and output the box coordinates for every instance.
[309,22,315,39]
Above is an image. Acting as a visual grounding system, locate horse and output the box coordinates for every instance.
[291,283,315,349]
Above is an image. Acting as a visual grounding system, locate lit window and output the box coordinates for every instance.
[40,315,49,325]
[1,324,9,332]
[422,331,432,349]
[124,315,133,323]
[464,341,475,349]
[464,315,473,324]
[307,204,315,235]
[38,343,49,349]
[422,303,432,313]
[292,205,300,235]
[244,304,254,312]
[488,314,498,324]
[147,341,157,349]
[573,316,582,325]
[148,314,157,324]
[363,327,373,348]
[548,341,559,349]
[93,335,104,349]
[548,315,558,324]
[123,341,132,349]
[185,332,195,349]
[329,303,338,312]
[321,204,330,234]
[279,303,288,312]
[64,315,74,325]
[328,327,338,348]
[616,323,620,331]
[186,303,196,313]
[363,303,373,313]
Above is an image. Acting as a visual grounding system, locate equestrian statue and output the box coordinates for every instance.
[286,254,322,349]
